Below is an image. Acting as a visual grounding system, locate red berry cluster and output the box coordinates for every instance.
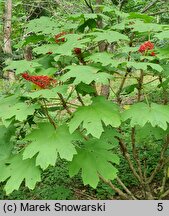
[22,73,56,89]
[55,32,67,43]
[138,41,156,56]
[74,47,82,55]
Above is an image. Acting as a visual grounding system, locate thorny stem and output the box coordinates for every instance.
[159,76,168,105]
[99,175,130,200]
[116,176,137,200]
[57,93,72,115]
[76,91,85,106]
[159,166,168,197]
[84,0,94,13]
[42,99,57,129]
[117,133,142,183]
[131,128,144,182]
[147,135,169,184]
[137,70,144,102]
[116,71,129,104]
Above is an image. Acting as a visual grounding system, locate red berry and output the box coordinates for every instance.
[138,41,154,55]
[55,32,67,43]
[22,73,56,89]
[74,47,82,55]
[47,52,53,54]
[150,52,156,56]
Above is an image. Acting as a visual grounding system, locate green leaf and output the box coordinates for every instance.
[85,52,119,67]
[128,12,154,23]
[25,16,60,34]
[154,30,169,40]
[136,123,168,141]
[122,84,138,95]
[129,20,164,32]
[4,60,41,75]
[122,102,169,130]
[23,123,79,169]
[69,138,119,188]
[89,30,129,43]
[61,65,112,85]
[23,34,45,46]
[126,62,163,72]
[0,154,41,194]
[99,126,121,147]
[0,101,39,124]
[33,44,59,55]
[52,34,90,56]
[0,124,16,161]
[69,96,121,138]
[25,85,68,99]
[75,83,96,96]
[157,45,169,60]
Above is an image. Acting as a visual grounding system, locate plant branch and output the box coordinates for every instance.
[116,176,137,200]
[160,189,169,199]
[149,9,169,16]
[137,70,144,102]
[57,93,72,115]
[116,71,129,104]
[41,99,57,129]
[76,91,85,106]
[84,0,94,13]
[140,0,159,13]
[147,135,169,184]
[159,166,168,196]
[131,127,144,181]
[99,175,130,199]
[117,133,142,183]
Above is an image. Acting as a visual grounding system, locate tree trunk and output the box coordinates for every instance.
[3,0,15,82]
[24,46,33,61]
[95,0,110,99]
[3,0,12,54]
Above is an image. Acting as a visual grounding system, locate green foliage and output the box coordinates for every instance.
[23,123,79,169]
[0,154,41,194]
[61,65,112,85]
[122,102,169,130]
[25,16,60,35]
[69,137,119,188]
[1,0,169,200]
[89,30,129,43]
[4,60,41,75]
[69,96,121,138]
[0,124,16,161]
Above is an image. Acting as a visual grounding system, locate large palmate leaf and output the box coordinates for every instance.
[122,102,169,130]
[23,123,79,169]
[128,12,155,23]
[89,30,129,43]
[24,85,68,99]
[0,124,16,161]
[0,101,39,124]
[69,96,121,138]
[69,137,120,188]
[129,20,164,32]
[52,34,90,56]
[154,30,169,40]
[25,16,60,34]
[0,154,41,194]
[157,45,169,60]
[85,52,119,67]
[33,44,59,55]
[4,60,41,75]
[61,65,112,85]
[126,62,163,72]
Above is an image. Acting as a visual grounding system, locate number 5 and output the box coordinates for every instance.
[157,203,163,211]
